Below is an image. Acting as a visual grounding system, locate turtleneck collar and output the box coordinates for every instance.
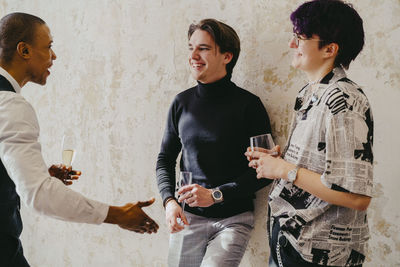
[196,74,233,98]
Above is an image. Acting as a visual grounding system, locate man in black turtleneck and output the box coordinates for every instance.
[156,19,272,267]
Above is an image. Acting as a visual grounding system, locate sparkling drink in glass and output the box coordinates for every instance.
[61,134,76,167]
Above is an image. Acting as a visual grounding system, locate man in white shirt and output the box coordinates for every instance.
[0,12,158,266]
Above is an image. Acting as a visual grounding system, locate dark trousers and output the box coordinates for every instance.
[269,221,362,267]
[0,234,30,267]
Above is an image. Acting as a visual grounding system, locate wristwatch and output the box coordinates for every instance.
[287,166,300,183]
[211,188,224,203]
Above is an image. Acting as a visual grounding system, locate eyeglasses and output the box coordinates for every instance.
[292,33,325,46]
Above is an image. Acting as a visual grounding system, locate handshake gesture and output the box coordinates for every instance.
[48,164,159,234]
[105,199,159,234]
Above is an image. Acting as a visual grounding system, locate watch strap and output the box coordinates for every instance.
[288,166,300,183]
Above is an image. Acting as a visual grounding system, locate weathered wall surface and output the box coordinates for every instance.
[1,0,399,266]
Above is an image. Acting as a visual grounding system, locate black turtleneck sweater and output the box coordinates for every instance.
[156,75,272,218]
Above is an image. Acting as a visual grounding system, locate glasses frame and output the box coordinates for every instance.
[292,33,326,46]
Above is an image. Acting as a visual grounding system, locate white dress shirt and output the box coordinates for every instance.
[0,67,108,224]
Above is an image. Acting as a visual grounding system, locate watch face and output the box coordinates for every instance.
[288,167,298,182]
[213,190,222,199]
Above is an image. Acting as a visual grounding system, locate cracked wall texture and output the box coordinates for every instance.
[1,0,399,266]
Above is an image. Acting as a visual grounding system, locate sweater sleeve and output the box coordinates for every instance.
[219,97,273,201]
[156,99,182,206]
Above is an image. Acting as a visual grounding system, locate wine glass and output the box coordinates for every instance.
[250,133,276,154]
[61,134,76,167]
[176,171,192,225]
[177,171,192,211]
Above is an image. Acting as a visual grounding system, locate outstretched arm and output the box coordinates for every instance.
[0,96,159,230]
[104,198,159,234]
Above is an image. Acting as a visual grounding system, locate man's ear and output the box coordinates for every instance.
[16,42,31,59]
[223,52,233,65]
[324,43,339,59]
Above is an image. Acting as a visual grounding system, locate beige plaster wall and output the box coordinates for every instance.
[1,0,399,266]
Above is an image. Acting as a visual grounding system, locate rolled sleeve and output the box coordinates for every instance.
[321,109,373,196]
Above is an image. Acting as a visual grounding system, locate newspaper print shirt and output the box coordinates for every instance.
[268,67,373,266]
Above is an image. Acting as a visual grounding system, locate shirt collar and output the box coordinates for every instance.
[312,67,347,99]
[0,66,22,94]
[320,67,346,85]
[295,67,347,111]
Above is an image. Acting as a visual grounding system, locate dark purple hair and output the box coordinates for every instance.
[290,0,364,69]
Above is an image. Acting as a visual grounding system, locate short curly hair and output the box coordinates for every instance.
[290,0,364,69]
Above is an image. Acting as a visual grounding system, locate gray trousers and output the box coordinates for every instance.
[168,211,254,267]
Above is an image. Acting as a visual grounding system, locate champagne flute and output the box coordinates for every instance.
[176,171,192,225]
[61,134,76,167]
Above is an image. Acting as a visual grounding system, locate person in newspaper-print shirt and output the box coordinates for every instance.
[245,1,373,266]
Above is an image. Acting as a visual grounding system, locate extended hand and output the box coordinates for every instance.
[165,199,188,233]
[105,198,159,234]
[178,184,214,208]
[48,164,81,185]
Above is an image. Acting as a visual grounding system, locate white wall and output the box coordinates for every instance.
[1,0,399,266]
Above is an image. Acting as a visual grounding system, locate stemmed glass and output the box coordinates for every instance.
[61,134,76,167]
[177,171,192,211]
[176,171,192,225]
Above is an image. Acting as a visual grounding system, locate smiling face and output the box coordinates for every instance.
[26,23,56,85]
[188,29,231,84]
[289,32,339,82]
[289,33,327,75]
